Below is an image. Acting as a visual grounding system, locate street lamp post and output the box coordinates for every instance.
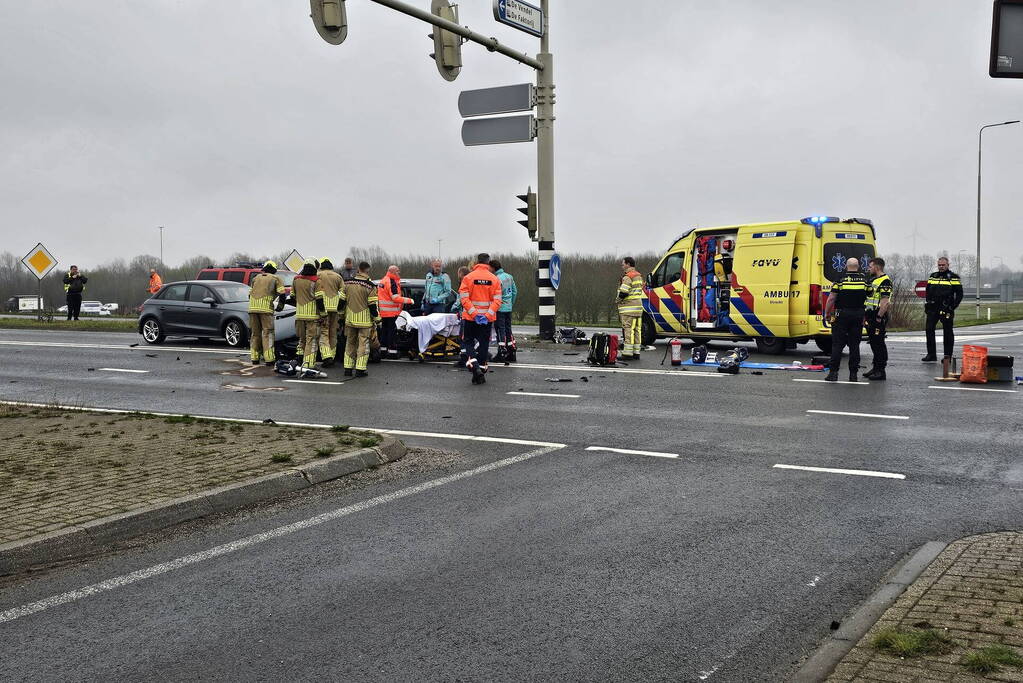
[977,120,1020,319]
[159,226,164,265]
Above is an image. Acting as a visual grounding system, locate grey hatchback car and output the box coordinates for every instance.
[138,280,297,353]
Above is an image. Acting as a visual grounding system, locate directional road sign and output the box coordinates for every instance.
[284,249,305,273]
[991,0,1023,77]
[493,0,544,38]
[461,115,536,146]
[548,252,561,290]
[21,243,58,280]
[459,83,535,118]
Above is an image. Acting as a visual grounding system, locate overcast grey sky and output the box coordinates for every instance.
[1,1,1021,269]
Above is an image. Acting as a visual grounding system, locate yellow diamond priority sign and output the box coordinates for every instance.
[21,243,58,280]
[283,249,305,274]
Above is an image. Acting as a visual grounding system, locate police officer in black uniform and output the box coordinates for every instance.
[921,256,963,362]
[824,257,869,382]
[864,257,893,381]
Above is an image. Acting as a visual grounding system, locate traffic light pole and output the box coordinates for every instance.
[534,1,556,340]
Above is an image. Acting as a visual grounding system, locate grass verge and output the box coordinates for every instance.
[0,317,137,332]
[870,627,955,657]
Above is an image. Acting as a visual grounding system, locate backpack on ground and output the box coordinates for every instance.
[587,333,619,366]
[557,327,587,345]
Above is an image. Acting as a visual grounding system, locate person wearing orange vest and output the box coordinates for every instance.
[377,265,413,359]
[147,269,163,295]
[458,254,503,385]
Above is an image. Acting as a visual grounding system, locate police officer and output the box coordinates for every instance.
[824,257,869,382]
[248,260,286,365]
[863,257,893,381]
[617,257,645,360]
[921,256,963,363]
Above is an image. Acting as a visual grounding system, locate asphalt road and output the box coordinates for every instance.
[0,324,1021,682]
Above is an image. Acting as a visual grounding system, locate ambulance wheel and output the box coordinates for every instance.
[814,336,833,354]
[641,315,656,347]
[754,336,786,355]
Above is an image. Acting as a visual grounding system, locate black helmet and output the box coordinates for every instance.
[691,345,708,364]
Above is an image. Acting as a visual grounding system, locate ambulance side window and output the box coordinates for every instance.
[652,253,684,287]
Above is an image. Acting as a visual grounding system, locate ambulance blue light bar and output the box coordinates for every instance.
[800,215,839,225]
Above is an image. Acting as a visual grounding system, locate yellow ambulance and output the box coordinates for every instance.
[640,216,878,354]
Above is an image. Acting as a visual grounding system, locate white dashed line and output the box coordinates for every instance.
[98,368,148,374]
[585,446,679,459]
[927,385,1017,394]
[772,464,905,480]
[792,378,867,385]
[806,409,908,420]
[0,443,564,625]
[507,391,580,398]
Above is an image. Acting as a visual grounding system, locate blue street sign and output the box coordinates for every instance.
[548,252,561,290]
[493,0,544,38]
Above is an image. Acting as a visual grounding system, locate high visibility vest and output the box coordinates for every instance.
[831,272,869,309]
[292,276,321,321]
[249,272,285,313]
[377,273,411,318]
[617,269,644,314]
[458,264,502,321]
[341,274,378,328]
[866,273,892,310]
[316,269,344,312]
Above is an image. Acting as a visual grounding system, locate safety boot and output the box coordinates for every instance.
[824,371,839,382]
[863,368,878,379]
[867,370,886,381]
[355,369,368,378]
[921,355,937,362]
[343,368,353,377]
[848,374,858,383]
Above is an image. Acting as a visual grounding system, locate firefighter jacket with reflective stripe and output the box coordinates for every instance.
[249,272,285,313]
[458,264,502,322]
[292,275,322,321]
[377,273,412,318]
[866,273,893,311]
[316,269,344,311]
[617,269,644,314]
[925,270,963,310]
[497,269,517,312]
[341,274,378,328]
[63,272,86,294]
[831,271,869,309]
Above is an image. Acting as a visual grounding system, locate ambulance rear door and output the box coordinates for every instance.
[729,227,799,338]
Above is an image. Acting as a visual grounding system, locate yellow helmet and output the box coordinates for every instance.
[264,260,278,270]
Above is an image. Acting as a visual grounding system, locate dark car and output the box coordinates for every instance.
[138,280,297,353]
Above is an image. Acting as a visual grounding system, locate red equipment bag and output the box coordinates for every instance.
[960,345,988,384]
[587,333,619,366]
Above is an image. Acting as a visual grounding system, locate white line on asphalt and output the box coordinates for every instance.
[0,340,242,355]
[98,368,149,374]
[585,446,679,459]
[792,378,867,385]
[283,379,346,386]
[399,358,725,378]
[806,409,908,420]
[772,464,906,480]
[0,401,567,448]
[0,443,564,625]
[927,385,1017,394]
[506,391,580,398]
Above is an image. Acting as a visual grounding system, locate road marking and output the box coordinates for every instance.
[585,446,679,459]
[927,385,1017,394]
[98,368,149,374]
[0,401,567,448]
[0,340,242,355]
[0,443,564,625]
[792,378,867,386]
[283,379,346,386]
[807,409,908,420]
[772,464,905,480]
[507,391,580,398]
[399,358,725,378]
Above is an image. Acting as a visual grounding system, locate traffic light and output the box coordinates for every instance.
[310,0,347,45]
[429,0,462,82]
[517,187,537,241]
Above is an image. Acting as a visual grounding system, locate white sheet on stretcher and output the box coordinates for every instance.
[395,312,461,352]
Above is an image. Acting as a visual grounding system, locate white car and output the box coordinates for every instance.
[81,301,111,316]
[101,303,119,312]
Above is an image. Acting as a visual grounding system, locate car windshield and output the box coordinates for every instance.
[213,283,250,302]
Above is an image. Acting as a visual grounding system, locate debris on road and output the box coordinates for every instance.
[545,377,573,382]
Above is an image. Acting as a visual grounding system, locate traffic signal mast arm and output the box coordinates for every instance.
[367,0,544,71]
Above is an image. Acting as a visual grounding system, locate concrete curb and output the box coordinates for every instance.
[0,436,406,576]
[790,540,947,682]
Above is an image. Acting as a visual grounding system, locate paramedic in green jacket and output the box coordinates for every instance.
[423,260,452,315]
[491,259,517,361]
